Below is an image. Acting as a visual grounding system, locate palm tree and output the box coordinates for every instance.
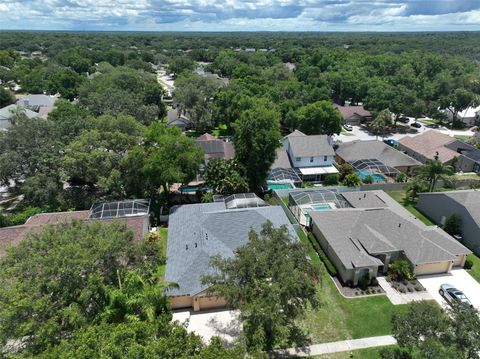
[104,270,178,323]
[417,158,454,192]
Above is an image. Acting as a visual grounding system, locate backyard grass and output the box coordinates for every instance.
[385,190,434,226]
[296,228,408,344]
[212,123,233,137]
[312,346,396,359]
[454,135,472,142]
[467,253,480,283]
[157,227,168,279]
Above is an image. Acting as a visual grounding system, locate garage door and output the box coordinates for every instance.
[198,296,227,311]
[453,255,465,267]
[415,261,451,276]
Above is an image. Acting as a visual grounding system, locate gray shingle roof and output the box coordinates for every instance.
[271,148,292,169]
[0,104,38,121]
[341,191,389,209]
[424,190,480,227]
[288,134,335,157]
[311,207,470,269]
[164,202,298,296]
[336,140,421,168]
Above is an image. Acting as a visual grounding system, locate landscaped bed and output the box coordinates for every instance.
[296,228,408,344]
[385,277,425,294]
[332,276,385,297]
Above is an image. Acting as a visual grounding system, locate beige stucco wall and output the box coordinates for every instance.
[414,261,451,276]
[170,295,193,310]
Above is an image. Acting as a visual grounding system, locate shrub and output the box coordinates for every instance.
[371,277,379,286]
[388,259,415,281]
[0,206,44,227]
[398,287,407,293]
[465,258,473,270]
[415,284,423,291]
[307,233,337,276]
[407,286,414,292]
[362,175,374,184]
[323,173,339,186]
[443,213,462,236]
[358,272,370,290]
[343,173,361,187]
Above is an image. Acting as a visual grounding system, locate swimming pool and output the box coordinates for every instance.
[357,170,385,183]
[267,182,294,190]
[179,185,207,193]
[311,203,331,211]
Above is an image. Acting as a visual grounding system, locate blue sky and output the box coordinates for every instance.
[1,0,480,31]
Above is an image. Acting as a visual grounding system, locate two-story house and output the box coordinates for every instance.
[274,130,338,183]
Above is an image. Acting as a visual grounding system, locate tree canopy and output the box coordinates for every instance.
[202,221,318,353]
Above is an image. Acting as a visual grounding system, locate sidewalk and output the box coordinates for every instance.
[274,335,397,357]
[377,277,432,305]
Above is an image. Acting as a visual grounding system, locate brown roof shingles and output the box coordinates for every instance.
[0,211,148,257]
[335,105,372,119]
[399,130,458,163]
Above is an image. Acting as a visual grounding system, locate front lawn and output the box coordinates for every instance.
[296,228,408,344]
[313,346,395,359]
[467,253,480,283]
[385,190,434,226]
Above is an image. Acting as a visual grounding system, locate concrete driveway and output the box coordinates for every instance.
[418,269,480,310]
[172,309,242,346]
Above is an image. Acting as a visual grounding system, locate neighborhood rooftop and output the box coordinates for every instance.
[336,140,421,168]
[398,130,458,163]
[164,201,297,297]
[310,207,470,270]
[287,133,335,158]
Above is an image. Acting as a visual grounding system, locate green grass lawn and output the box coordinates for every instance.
[157,227,168,279]
[385,191,434,226]
[296,228,408,344]
[467,254,480,283]
[212,124,233,137]
[454,135,472,142]
[312,346,395,359]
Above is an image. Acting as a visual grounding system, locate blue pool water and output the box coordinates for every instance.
[268,182,294,190]
[357,170,385,183]
[311,203,331,211]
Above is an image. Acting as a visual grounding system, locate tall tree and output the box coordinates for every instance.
[0,87,15,107]
[296,100,343,135]
[370,109,393,140]
[233,98,281,191]
[136,123,204,196]
[416,158,454,192]
[0,221,147,354]
[203,159,248,195]
[202,221,318,353]
[385,300,480,359]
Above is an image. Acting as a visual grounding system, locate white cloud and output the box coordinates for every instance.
[0,0,479,31]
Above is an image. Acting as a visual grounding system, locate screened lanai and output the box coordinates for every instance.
[89,199,150,219]
[288,189,351,226]
[349,159,399,179]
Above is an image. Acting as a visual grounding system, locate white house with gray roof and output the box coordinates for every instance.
[417,190,480,256]
[164,198,298,311]
[309,190,470,285]
[273,130,338,183]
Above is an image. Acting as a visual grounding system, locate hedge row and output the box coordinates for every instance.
[307,232,338,277]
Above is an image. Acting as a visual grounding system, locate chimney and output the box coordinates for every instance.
[195,242,197,248]
[186,244,188,250]
[398,223,401,228]
[364,193,366,198]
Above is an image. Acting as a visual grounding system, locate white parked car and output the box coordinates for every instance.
[343,124,353,131]
[439,283,472,306]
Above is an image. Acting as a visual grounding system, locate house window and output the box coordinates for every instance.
[296,157,301,162]
[310,157,314,162]
[324,156,328,161]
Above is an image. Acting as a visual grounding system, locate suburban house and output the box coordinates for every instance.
[336,140,421,175]
[0,199,150,257]
[164,194,298,311]
[417,190,480,256]
[334,104,372,125]
[443,105,480,126]
[290,189,470,285]
[398,130,480,172]
[166,108,192,131]
[272,130,338,183]
[0,104,38,130]
[16,94,57,119]
[196,133,235,162]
